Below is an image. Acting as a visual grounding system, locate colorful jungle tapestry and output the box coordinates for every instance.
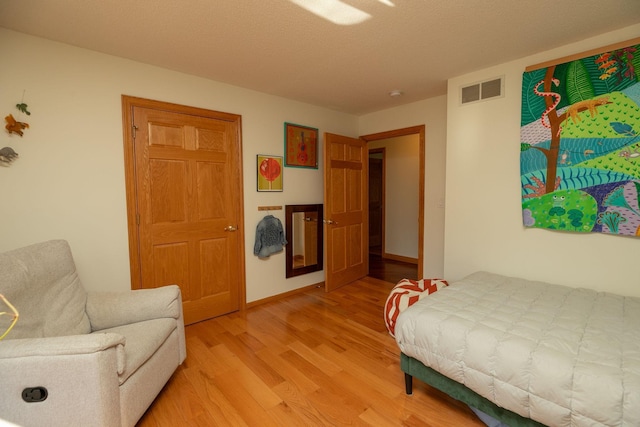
[520,41,640,237]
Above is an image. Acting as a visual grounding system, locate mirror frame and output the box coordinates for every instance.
[285,204,324,278]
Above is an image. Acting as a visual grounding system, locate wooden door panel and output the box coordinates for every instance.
[123,96,245,325]
[328,223,365,285]
[149,122,184,148]
[330,227,347,272]
[200,238,231,295]
[348,168,363,210]
[196,161,228,220]
[152,243,190,292]
[330,169,346,212]
[195,123,228,151]
[348,143,363,161]
[348,224,363,265]
[149,159,188,223]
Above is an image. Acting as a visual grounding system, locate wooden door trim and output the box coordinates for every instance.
[121,95,247,309]
[360,125,425,279]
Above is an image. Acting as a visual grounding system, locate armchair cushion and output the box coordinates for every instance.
[86,285,182,331]
[0,240,91,339]
[86,285,187,365]
[97,318,177,384]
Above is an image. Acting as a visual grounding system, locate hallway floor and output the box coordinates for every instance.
[368,253,418,284]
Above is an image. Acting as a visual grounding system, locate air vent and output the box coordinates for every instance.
[460,77,504,105]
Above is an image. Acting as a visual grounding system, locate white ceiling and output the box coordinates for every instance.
[1,1,639,115]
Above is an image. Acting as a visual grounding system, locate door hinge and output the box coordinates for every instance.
[132,125,138,139]
[136,213,140,225]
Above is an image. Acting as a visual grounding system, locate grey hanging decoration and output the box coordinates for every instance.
[0,147,19,166]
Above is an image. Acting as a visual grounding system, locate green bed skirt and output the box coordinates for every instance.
[400,353,546,427]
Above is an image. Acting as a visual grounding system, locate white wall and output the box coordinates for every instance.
[0,29,358,302]
[359,96,448,279]
[6,25,635,301]
[444,24,640,296]
[368,135,419,259]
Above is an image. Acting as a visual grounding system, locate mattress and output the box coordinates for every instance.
[394,271,640,426]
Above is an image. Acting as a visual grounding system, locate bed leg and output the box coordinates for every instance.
[404,373,413,395]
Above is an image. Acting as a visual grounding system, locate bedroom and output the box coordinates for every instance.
[1,1,640,425]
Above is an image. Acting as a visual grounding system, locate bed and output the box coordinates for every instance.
[392,271,640,427]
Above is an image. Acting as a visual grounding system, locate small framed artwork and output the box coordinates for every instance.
[284,122,318,169]
[257,155,283,192]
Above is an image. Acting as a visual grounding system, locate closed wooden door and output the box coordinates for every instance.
[323,133,368,292]
[122,96,245,325]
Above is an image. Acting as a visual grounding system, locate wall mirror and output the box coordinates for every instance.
[285,204,323,278]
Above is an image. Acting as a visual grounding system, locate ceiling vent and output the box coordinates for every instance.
[460,77,504,105]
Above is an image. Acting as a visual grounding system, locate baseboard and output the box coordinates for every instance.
[383,253,418,265]
[246,281,325,309]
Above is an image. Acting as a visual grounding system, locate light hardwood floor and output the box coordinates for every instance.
[137,277,485,426]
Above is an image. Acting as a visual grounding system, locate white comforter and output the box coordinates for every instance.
[395,271,640,427]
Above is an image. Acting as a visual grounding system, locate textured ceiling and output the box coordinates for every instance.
[1,0,639,115]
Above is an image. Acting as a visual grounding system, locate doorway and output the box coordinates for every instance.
[361,126,424,282]
[368,148,384,256]
[367,146,418,284]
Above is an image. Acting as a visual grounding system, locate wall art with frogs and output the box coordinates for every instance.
[521,39,640,238]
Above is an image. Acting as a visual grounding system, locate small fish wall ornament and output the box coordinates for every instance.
[0,147,19,166]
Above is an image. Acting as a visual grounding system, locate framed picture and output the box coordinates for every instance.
[257,155,283,192]
[284,122,318,168]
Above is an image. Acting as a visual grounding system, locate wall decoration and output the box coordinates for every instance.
[16,102,31,116]
[0,147,19,166]
[520,39,640,237]
[284,122,318,168]
[2,95,30,167]
[257,154,283,192]
[4,114,29,137]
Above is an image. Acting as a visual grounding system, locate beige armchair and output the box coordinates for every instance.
[0,240,186,427]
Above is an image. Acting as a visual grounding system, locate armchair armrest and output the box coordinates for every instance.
[86,284,182,331]
[0,334,125,427]
[0,333,126,375]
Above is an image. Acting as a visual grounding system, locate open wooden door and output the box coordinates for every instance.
[323,133,368,291]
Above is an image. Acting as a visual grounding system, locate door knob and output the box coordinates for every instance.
[224,225,237,232]
[323,219,336,225]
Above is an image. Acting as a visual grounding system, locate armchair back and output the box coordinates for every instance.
[0,240,91,339]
